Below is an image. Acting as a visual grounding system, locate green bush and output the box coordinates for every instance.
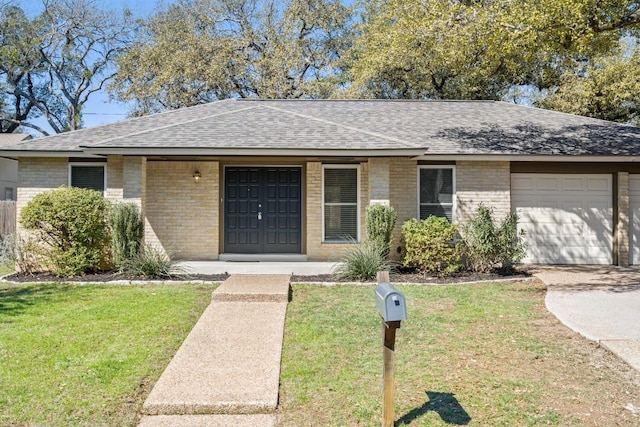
[332,239,392,281]
[0,234,14,269]
[108,202,143,268]
[120,244,176,278]
[462,204,527,273]
[20,187,110,276]
[365,204,397,258]
[401,217,461,275]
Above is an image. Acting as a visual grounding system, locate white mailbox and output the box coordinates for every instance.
[375,282,407,322]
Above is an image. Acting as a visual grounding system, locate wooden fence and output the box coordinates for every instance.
[0,200,16,239]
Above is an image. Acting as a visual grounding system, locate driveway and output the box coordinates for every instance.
[529,266,640,372]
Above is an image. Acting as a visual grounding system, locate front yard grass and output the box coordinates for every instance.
[0,282,217,426]
[279,281,640,426]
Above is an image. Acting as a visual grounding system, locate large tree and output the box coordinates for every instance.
[0,0,134,135]
[538,44,640,125]
[111,0,353,115]
[346,0,640,108]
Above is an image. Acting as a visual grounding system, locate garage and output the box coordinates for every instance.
[511,174,613,264]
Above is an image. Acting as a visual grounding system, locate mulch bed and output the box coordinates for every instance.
[3,268,529,284]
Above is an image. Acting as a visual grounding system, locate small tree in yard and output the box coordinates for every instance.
[462,204,527,273]
[108,202,143,268]
[20,187,110,276]
[365,204,397,258]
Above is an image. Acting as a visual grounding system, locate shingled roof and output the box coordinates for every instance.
[2,99,639,158]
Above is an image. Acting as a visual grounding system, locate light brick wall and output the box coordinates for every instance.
[106,155,123,200]
[456,161,511,224]
[146,161,219,260]
[305,161,369,261]
[389,157,418,259]
[16,157,68,230]
[368,157,390,203]
[618,172,630,267]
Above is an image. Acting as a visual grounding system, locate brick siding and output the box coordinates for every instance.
[145,161,219,260]
[456,161,511,224]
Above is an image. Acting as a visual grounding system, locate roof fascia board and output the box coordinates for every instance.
[80,148,426,157]
[0,151,103,158]
[417,154,640,162]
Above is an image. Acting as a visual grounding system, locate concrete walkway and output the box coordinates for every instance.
[530,266,640,372]
[176,260,336,276]
[138,274,291,427]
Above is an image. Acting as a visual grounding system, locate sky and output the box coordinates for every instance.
[14,0,174,133]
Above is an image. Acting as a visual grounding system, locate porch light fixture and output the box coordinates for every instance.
[193,170,202,183]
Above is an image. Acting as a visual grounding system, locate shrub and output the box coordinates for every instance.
[462,204,527,273]
[365,204,397,258]
[332,239,392,281]
[108,202,143,268]
[401,217,461,275]
[12,233,44,274]
[0,233,14,269]
[20,187,110,276]
[120,244,175,278]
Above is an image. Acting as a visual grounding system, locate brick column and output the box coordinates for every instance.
[617,172,630,267]
[122,156,148,245]
[369,158,390,205]
[389,157,417,260]
[106,155,123,201]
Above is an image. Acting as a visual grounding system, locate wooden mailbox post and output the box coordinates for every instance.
[375,271,407,427]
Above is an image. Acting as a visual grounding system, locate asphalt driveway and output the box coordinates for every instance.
[530,266,640,372]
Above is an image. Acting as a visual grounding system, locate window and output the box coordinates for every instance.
[69,164,106,193]
[323,165,359,242]
[419,166,455,221]
[4,187,14,201]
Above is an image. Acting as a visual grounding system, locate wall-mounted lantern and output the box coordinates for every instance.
[193,170,202,183]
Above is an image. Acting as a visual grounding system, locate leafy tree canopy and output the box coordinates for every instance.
[0,0,134,135]
[345,0,640,109]
[111,0,354,115]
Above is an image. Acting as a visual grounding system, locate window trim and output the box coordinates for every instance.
[69,162,107,195]
[417,165,456,222]
[322,164,360,243]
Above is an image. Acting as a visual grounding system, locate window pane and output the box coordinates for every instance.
[71,166,104,192]
[420,205,453,222]
[420,169,453,204]
[324,205,357,241]
[324,169,357,203]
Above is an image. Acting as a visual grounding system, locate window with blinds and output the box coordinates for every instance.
[70,165,105,193]
[323,166,359,242]
[419,166,455,222]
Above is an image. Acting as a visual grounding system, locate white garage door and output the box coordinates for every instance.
[511,174,612,264]
[629,175,640,265]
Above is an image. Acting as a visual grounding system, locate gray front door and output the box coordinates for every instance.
[224,167,302,254]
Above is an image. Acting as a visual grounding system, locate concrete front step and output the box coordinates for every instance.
[141,274,290,418]
[211,274,291,302]
[138,414,276,427]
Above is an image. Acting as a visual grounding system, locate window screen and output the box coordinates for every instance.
[324,167,358,241]
[70,165,105,192]
[419,167,454,221]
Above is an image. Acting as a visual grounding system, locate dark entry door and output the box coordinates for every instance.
[224,167,302,254]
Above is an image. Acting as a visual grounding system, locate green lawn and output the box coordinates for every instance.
[3,280,640,426]
[278,281,640,426]
[0,263,13,276]
[0,282,217,426]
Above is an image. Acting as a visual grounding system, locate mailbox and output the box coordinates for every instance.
[375,282,407,322]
